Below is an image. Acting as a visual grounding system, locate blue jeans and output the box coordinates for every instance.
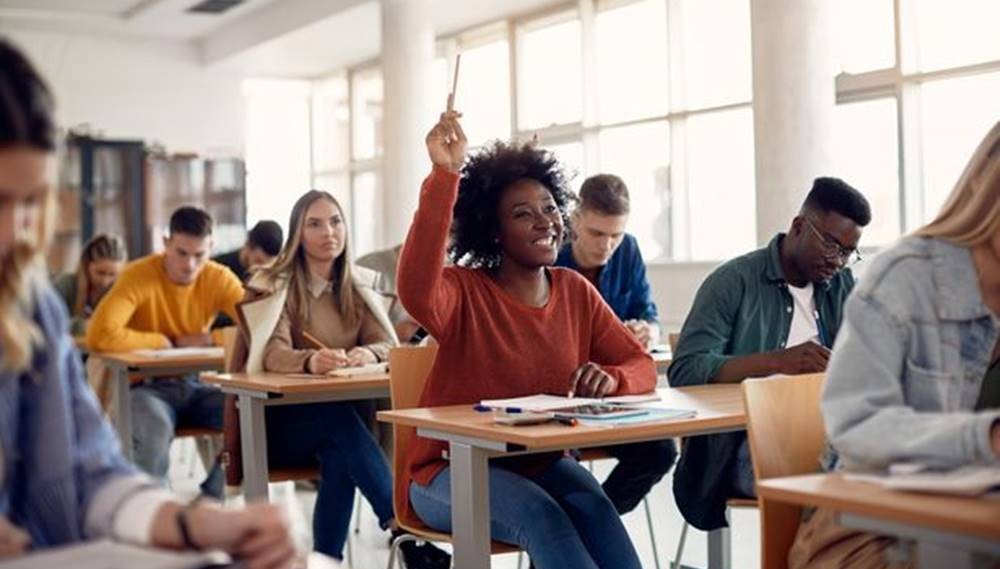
[130,376,224,497]
[410,457,642,569]
[266,401,393,560]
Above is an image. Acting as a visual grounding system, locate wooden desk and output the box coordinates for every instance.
[378,384,745,569]
[97,350,226,461]
[757,473,1000,569]
[201,371,390,500]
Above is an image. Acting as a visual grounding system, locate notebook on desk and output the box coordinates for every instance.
[845,464,1000,496]
[132,347,225,359]
[1,540,228,569]
[479,392,661,412]
[327,361,389,377]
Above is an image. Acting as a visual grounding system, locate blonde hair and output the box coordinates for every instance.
[0,187,55,372]
[72,233,127,317]
[256,190,360,329]
[915,121,1000,246]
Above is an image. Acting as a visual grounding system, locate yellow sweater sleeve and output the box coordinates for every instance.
[208,264,245,345]
[86,263,171,352]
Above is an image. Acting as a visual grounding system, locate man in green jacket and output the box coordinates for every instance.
[668,177,871,530]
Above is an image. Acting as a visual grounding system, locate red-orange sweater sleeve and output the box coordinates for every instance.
[586,283,657,394]
[397,166,463,340]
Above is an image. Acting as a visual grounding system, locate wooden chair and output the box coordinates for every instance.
[742,373,826,569]
[385,345,523,569]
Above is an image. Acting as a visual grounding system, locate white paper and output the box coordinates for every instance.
[131,347,224,359]
[0,539,226,569]
[480,392,660,411]
[845,465,1000,496]
[328,361,389,377]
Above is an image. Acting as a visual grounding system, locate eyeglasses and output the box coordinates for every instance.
[803,217,862,265]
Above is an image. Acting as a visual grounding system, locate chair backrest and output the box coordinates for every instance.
[388,345,439,528]
[742,372,826,569]
[667,332,680,354]
[219,326,240,372]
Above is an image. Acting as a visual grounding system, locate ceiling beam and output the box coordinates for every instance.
[198,0,369,66]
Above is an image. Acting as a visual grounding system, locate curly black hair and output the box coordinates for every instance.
[449,140,577,269]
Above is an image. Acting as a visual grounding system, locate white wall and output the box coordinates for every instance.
[4,27,245,155]
[648,261,717,333]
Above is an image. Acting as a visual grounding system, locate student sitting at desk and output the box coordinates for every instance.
[789,123,1000,569]
[397,107,656,569]
[668,177,871,531]
[0,38,294,568]
[553,173,677,516]
[230,190,448,568]
[52,233,127,337]
[86,206,245,499]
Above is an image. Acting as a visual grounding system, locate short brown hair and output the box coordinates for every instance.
[579,174,629,216]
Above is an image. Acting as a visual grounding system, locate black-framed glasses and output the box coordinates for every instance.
[803,217,862,265]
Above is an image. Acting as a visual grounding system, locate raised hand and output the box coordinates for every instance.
[425,106,467,174]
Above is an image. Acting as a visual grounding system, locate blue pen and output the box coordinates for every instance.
[813,310,828,348]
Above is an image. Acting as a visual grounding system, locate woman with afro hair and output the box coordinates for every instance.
[396,107,655,569]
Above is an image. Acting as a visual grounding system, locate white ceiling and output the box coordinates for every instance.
[0,0,280,40]
[0,0,566,77]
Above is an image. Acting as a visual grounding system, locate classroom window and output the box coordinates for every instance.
[833,0,895,74]
[685,107,756,261]
[595,0,669,124]
[833,98,900,247]
[913,0,1000,72]
[678,0,752,110]
[351,67,383,161]
[597,121,671,260]
[545,139,585,194]
[455,37,512,148]
[351,171,379,257]
[311,75,350,173]
[919,71,1000,221]
[517,13,583,130]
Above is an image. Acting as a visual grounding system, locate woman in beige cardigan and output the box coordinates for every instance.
[227,190,448,568]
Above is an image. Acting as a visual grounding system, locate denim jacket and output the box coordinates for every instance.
[0,277,158,548]
[824,236,1000,471]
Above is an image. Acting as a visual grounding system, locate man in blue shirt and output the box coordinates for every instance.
[555,173,676,515]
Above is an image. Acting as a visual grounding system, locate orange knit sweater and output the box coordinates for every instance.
[397,166,656,499]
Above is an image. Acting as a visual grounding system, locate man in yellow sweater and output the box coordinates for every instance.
[88,206,245,498]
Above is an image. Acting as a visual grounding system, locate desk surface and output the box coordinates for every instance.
[96,351,225,370]
[378,384,743,450]
[201,371,390,395]
[757,473,1000,543]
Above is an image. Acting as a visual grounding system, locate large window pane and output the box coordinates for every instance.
[545,140,585,194]
[313,173,351,221]
[834,98,900,246]
[351,68,383,161]
[686,107,755,260]
[597,121,671,260]
[518,15,583,129]
[834,0,895,73]
[679,0,752,109]
[456,39,512,147]
[596,0,669,124]
[311,75,350,173]
[914,0,1000,71]
[351,171,379,257]
[244,79,311,237]
[920,72,1000,221]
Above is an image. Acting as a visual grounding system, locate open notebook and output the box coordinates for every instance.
[1,540,227,569]
[480,393,661,412]
[845,464,1000,496]
[327,361,389,377]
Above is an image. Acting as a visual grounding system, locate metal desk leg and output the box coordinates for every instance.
[450,441,492,569]
[238,393,270,501]
[707,526,732,569]
[111,363,133,461]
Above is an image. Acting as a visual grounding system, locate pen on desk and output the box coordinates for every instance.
[553,416,578,427]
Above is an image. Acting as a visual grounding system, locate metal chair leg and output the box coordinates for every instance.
[672,521,689,569]
[353,490,363,534]
[643,496,662,569]
[386,533,419,569]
